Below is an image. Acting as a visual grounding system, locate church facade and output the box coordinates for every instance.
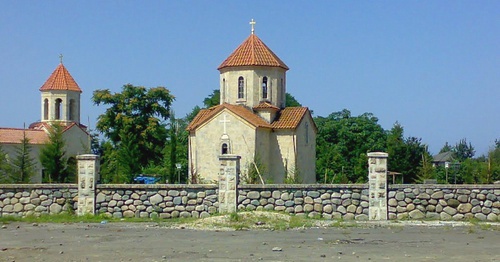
[0,60,90,183]
[187,24,316,184]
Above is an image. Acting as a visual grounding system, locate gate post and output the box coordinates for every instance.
[368,152,388,220]
[218,155,240,214]
[76,154,99,216]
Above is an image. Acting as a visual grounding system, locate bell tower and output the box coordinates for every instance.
[217,19,289,109]
[40,55,82,125]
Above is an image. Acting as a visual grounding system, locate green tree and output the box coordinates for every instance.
[285,93,302,107]
[10,130,36,183]
[93,84,175,182]
[203,89,220,108]
[453,138,475,161]
[315,109,386,183]
[439,142,453,153]
[40,123,70,183]
[0,144,12,183]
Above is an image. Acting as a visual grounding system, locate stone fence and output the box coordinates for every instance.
[0,153,498,221]
[1,183,498,221]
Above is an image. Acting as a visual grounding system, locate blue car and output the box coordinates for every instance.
[133,175,160,184]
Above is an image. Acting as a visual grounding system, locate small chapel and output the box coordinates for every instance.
[0,58,91,183]
[187,21,317,184]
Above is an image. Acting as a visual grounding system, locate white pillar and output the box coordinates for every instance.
[368,152,388,220]
[218,155,240,214]
[76,154,99,216]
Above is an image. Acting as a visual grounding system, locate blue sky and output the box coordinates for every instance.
[1,1,498,155]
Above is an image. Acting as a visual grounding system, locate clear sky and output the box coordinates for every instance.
[1,1,498,155]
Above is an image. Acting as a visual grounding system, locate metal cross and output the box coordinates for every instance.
[219,113,230,134]
[59,54,63,63]
[250,19,256,34]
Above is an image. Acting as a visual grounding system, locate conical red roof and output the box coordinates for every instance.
[218,34,289,70]
[39,63,82,92]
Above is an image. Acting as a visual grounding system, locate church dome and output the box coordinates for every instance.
[218,34,288,70]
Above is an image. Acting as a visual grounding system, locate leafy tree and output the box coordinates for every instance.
[10,130,36,183]
[93,84,175,182]
[315,109,386,183]
[203,89,220,108]
[439,142,453,153]
[0,144,12,183]
[40,123,70,183]
[453,138,475,161]
[285,93,302,107]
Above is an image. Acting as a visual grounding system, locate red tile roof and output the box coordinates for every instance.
[218,34,289,70]
[186,103,272,131]
[271,107,309,129]
[186,103,315,132]
[39,63,82,93]
[0,128,48,145]
[253,102,280,111]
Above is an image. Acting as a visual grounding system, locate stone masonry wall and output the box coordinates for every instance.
[388,185,499,221]
[95,184,218,219]
[238,185,370,220]
[1,184,499,222]
[0,184,78,217]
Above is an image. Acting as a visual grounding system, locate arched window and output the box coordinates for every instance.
[238,76,244,99]
[262,77,268,99]
[69,99,75,121]
[222,78,226,102]
[43,99,49,120]
[221,143,228,154]
[55,98,62,120]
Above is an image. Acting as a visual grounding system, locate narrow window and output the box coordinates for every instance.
[281,78,285,107]
[221,143,228,154]
[238,76,244,99]
[262,77,268,99]
[305,122,309,144]
[43,99,49,120]
[55,98,62,120]
[69,99,75,121]
[222,78,226,102]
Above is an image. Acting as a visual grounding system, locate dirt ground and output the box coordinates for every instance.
[1,221,499,262]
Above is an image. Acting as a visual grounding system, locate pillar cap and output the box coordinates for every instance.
[367,152,388,158]
[218,154,241,161]
[76,154,99,160]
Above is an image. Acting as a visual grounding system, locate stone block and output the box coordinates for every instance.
[355,214,368,221]
[281,192,290,201]
[343,213,355,220]
[484,200,493,208]
[487,213,498,222]
[294,205,303,213]
[457,195,469,203]
[447,199,460,208]
[272,190,281,199]
[337,206,346,214]
[307,191,320,198]
[430,191,443,199]
[303,204,314,212]
[426,212,440,220]
[457,203,472,213]
[274,206,285,212]
[260,191,271,198]
[443,206,457,216]
[397,213,408,220]
[304,196,314,204]
[314,203,323,212]
[474,213,487,221]
[482,207,491,214]
[452,214,464,220]
[440,212,452,220]
[395,192,405,201]
[247,191,260,199]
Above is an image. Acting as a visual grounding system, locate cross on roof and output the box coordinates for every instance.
[250,19,256,34]
[219,113,230,134]
[59,54,63,64]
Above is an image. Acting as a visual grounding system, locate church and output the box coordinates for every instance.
[0,58,91,183]
[187,21,317,184]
